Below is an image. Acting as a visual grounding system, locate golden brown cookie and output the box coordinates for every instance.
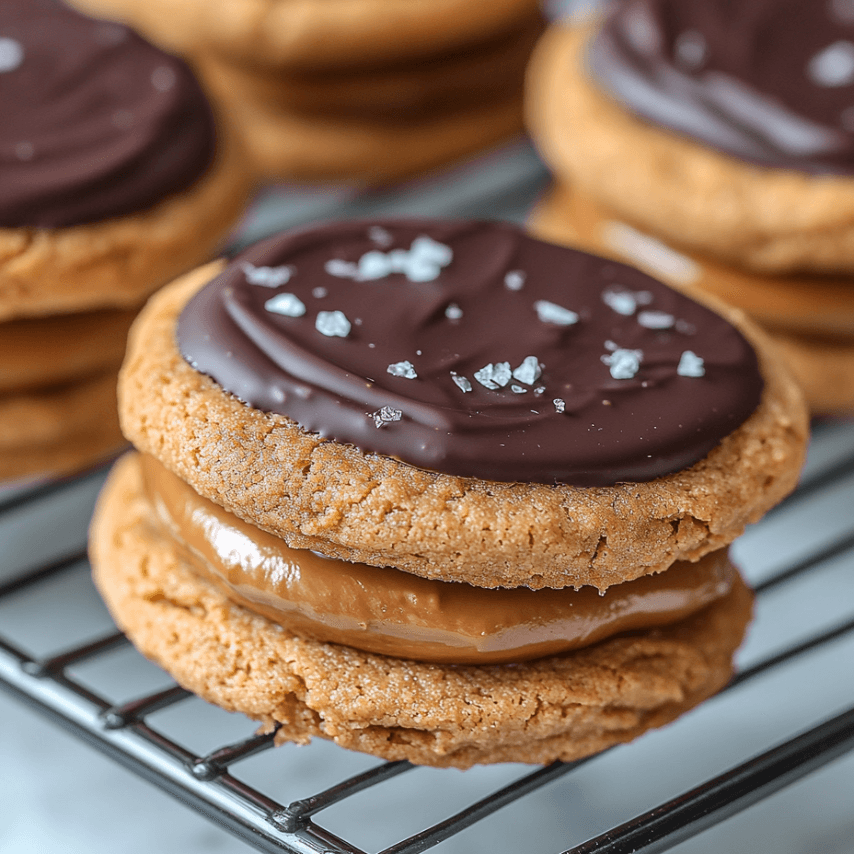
[0,367,125,481]
[529,183,854,414]
[198,71,525,183]
[90,451,753,769]
[526,23,854,275]
[0,131,249,322]
[0,308,137,394]
[118,257,807,592]
[194,18,542,122]
[69,0,543,73]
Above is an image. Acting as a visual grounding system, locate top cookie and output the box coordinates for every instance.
[119,221,808,590]
[526,7,854,273]
[68,0,543,72]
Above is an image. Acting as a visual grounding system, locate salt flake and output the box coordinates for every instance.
[265,293,305,317]
[0,38,25,73]
[534,300,579,326]
[602,288,637,316]
[474,362,512,389]
[387,360,418,379]
[451,374,472,393]
[553,398,566,413]
[677,350,705,377]
[243,262,292,287]
[512,356,542,385]
[637,310,675,329]
[445,303,463,320]
[315,310,351,337]
[504,270,526,291]
[511,385,527,394]
[602,348,643,380]
[371,406,402,428]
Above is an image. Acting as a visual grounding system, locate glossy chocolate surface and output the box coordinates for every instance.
[590,0,854,173]
[178,220,763,486]
[0,0,215,228]
[142,454,736,664]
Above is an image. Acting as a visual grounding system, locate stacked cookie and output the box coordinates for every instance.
[527,0,854,414]
[90,220,807,767]
[0,0,249,481]
[69,0,544,183]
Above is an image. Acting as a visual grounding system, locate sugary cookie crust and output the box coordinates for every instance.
[0,367,126,480]
[526,23,854,275]
[69,0,542,73]
[0,129,250,322]
[118,262,808,590]
[90,452,753,769]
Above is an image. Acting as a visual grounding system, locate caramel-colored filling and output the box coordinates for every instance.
[141,455,735,664]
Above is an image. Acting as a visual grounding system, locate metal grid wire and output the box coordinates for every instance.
[1,422,854,854]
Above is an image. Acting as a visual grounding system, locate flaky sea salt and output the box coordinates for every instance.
[371,406,403,427]
[602,348,643,380]
[264,293,305,317]
[677,350,705,377]
[534,300,579,326]
[387,360,418,379]
[474,362,512,389]
[637,310,675,329]
[504,270,526,290]
[451,374,472,393]
[512,356,542,385]
[243,262,292,287]
[315,310,351,337]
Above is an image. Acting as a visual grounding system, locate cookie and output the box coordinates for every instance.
[193,18,542,123]
[529,183,854,414]
[89,451,753,769]
[68,0,543,73]
[94,219,807,766]
[525,14,854,274]
[0,0,250,321]
[194,75,526,184]
[0,366,124,481]
[0,308,136,394]
[117,221,807,591]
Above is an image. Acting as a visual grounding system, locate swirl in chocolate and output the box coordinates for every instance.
[177,220,763,486]
[589,0,854,173]
[141,454,736,665]
[0,0,215,228]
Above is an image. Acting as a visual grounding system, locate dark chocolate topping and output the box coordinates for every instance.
[589,0,854,173]
[0,0,216,228]
[178,220,763,486]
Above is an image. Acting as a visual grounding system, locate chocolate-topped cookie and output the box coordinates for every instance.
[526,5,854,274]
[0,0,249,320]
[116,220,806,590]
[68,0,544,183]
[0,0,248,480]
[91,219,806,766]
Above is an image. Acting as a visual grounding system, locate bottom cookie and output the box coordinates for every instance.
[90,453,753,769]
[0,367,126,481]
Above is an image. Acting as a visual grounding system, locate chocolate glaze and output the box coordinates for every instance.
[142,453,736,664]
[0,0,216,228]
[589,0,854,173]
[178,220,763,486]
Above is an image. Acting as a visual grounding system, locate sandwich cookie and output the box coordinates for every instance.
[0,0,250,479]
[91,220,807,767]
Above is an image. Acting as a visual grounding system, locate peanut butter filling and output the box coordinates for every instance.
[141,455,736,664]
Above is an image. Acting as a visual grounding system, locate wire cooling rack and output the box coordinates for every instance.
[1,418,853,854]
